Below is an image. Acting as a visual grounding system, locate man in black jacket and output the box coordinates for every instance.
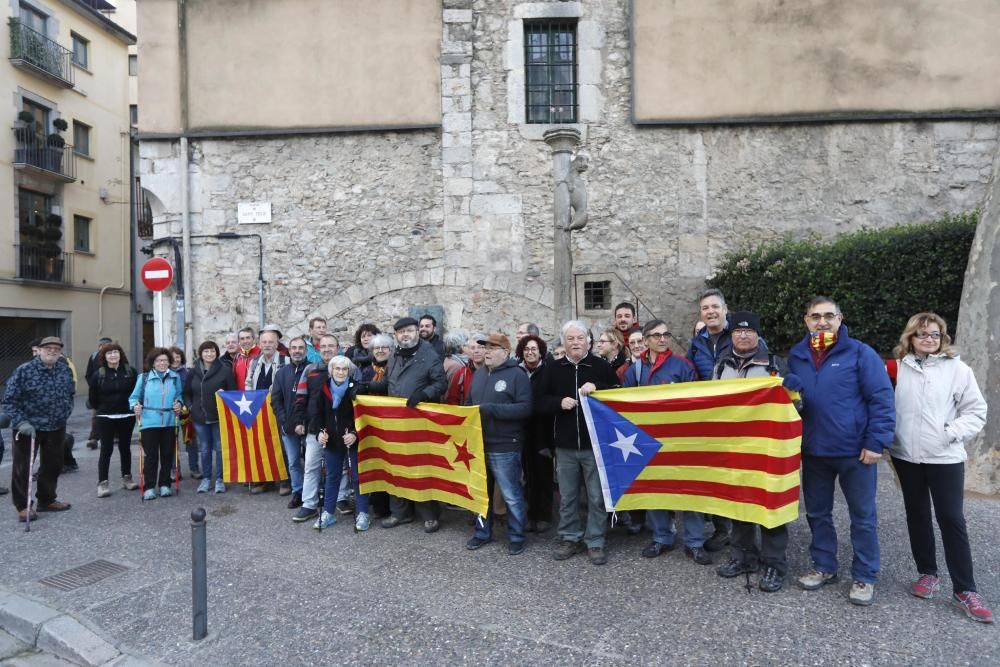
[270,336,310,508]
[370,317,449,532]
[464,334,532,555]
[535,320,619,565]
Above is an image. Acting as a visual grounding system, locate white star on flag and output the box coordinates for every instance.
[234,393,254,415]
[609,428,640,462]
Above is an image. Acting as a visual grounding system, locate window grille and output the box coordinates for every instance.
[524,21,578,124]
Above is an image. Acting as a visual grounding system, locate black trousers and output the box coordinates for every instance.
[893,457,977,593]
[729,520,790,575]
[10,428,65,511]
[523,450,554,522]
[390,496,440,522]
[98,417,136,482]
[141,427,177,490]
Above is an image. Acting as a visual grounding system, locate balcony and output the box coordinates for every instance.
[14,244,72,284]
[7,19,75,88]
[12,134,76,182]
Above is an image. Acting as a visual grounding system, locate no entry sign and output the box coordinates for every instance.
[141,257,173,292]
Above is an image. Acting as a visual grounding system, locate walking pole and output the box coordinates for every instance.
[317,429,327,534]
[174,419,182,497]
[138,412,145,502]
[24,434,37,533]
[346,429,357,534]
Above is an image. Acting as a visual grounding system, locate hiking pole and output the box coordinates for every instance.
[318,429,327,534]
[137,412,145,502]
[174,419,182,497]
[24,434,37,533]
[346,429,356,534]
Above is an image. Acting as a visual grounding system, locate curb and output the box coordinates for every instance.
[0,591,162,666]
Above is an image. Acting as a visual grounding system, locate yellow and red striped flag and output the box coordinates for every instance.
[216,390,289,483]
[354,395,488,516]
[580,377,801,528]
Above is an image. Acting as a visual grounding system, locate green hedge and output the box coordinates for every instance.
[707,213,978,356]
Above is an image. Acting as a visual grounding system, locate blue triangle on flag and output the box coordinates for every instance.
[218,390,269,429]
[587,397,662,507]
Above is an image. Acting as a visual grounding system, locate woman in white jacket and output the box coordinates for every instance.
[890,312,991,623]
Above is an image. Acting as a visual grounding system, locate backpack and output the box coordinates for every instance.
[885,358,898,388]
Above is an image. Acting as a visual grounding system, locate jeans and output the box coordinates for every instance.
[140,427,177,490]
[322,447,368,515]
[302,434,322,510]
[802,454,880,584]
[556,448,607,548]
[474,451,528,545]
[893,457,977,593]
[97,416,135,482]
[280,432,304,494]
[337,460,350,502]
[648,509,705,549]
[10,429,64,511]
[193,422,222,484]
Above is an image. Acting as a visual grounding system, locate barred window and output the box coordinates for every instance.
[583,280,611,311]
[524,21,578,124]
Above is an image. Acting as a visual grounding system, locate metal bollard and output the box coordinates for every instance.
[191,507,208,641]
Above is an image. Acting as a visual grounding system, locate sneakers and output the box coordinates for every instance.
[121,475,138,491]
[37,501,71,512]
[684,546,712,565]
[910,574,941,599]
[215,480,226,493]
[423,519,440,534]
[293,506,319,522]
[588,547,608,566]
[466,536,491,551]
[553,541,586,561]
[159,486,172,498]
[196,479,211,494]
[849,581,876,606]
[142,489,157,501]
[355,512,371,531]
[717,558,757,578]
[704,531,731,552]
[380,515,414,529]
[336,499,353,515]
[313,511,336,530]
[953,591,994,623]
[759,566,784,593]
[97,481,111,498]
[508,542,526,556]
[798,569,838,591]
[641,541,674,559]
[17,508,38,522]
[287,492,303,509]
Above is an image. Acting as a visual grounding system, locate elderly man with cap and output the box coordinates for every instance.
[464,333,532,555]
[369,316,449,532]
[712,311,801,592]
[2,336,76,521]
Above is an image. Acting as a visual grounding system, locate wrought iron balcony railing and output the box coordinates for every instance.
[12,133,76,181]
[8,19,74,87]
[14,244,72,283]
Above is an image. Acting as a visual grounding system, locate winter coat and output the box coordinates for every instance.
[244,353,289,391]
[622,349,696,387]
[88,364,139,416]
[129,369,184,430]
[270,359,309,434]
[520,360,554,454]
[788,324,895,457]
[305,370,359,455]
[466,357,532,452]
[712,341,788,381]
[687,318,733,381]
[368,339,447,402]
[232,346,260,390]
[424,333,445,358]
[183,361,235,425]
[890,353,987,464]
[534,352,619,451]
[1,357,75,431]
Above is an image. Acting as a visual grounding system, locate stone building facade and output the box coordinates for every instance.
[138,0,999,350]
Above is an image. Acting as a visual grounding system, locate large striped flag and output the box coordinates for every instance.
[354,395,489,516]
[580,377,801,528]
[216,390,289,483]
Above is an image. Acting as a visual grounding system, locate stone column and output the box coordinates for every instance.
[544,127,582,327]
[956,152,1000,494]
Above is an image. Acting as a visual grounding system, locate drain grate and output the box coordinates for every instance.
[40,560,130,591]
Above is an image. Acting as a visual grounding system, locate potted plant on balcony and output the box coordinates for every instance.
[47,118,67,172]
[14,111,35,160]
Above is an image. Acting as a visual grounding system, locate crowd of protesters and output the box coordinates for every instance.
[0,293,992,623]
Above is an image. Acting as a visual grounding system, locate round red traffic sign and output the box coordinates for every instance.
[141,257,173,292]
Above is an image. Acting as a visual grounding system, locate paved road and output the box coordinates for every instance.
[1,398,997,665]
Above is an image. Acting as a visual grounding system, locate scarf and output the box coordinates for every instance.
[809,331,838,353]
[329,378,350,409]
[372,360,387,382]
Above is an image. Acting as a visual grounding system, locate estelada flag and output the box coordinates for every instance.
[580,377,801,528]
[216,390,288,483]
[354,395,488,516]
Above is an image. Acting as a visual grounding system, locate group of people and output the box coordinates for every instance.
[0,292,992,623]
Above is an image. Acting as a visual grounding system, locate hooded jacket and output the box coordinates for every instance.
[466,357,532,452]
[687,316,733,380]
[623,348,696,387]
[788,324,895,457]
[534,352,619,451]
[890,353,987,464]
[183,361,235,425]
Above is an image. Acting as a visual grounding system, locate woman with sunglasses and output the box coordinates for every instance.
[889,312,991,623]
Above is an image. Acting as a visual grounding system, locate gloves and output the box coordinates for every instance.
[406,392,425,409]
[17,422,35,438]
[782,374,803,393]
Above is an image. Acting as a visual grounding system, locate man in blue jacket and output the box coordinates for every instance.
[787,296,895,606]
[464,333,532,555]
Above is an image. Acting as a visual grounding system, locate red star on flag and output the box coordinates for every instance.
[452,439,475,471]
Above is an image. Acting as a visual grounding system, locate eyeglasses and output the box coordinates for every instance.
[373,346,390,351]
[732,329,757,337]
[645,332,672,340]
[914,332,942,340]
[806,313,840,323]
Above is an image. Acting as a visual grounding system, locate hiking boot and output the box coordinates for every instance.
[196,479,211,494]
[641,541,674,558]
[588,547,608,566]
[553,541,585,561]
[37,501,71,512]
[214,480,226,494]
[849,581,875,606]
[287,492,302,509]
[97,481,111,498]
[381,515,413,529]
[142,489,157,501]
[798,569,838,591]
[759,566,784,592]
[278,481,291,497]
[313,511,336,530]
[953,591,993,623]
[684,546,712,565]
[508,542,526,556]
[717,558,757,578]
[354,512,371,532]
[121,475,138,491]
[466,536,492,550]
[159,486,172,498]
[293,506,319,523]
[910,574,940,599]
[17,508,38,522]
[336,500,353,515]
[704,530,731,552]
[423,519,440,534]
